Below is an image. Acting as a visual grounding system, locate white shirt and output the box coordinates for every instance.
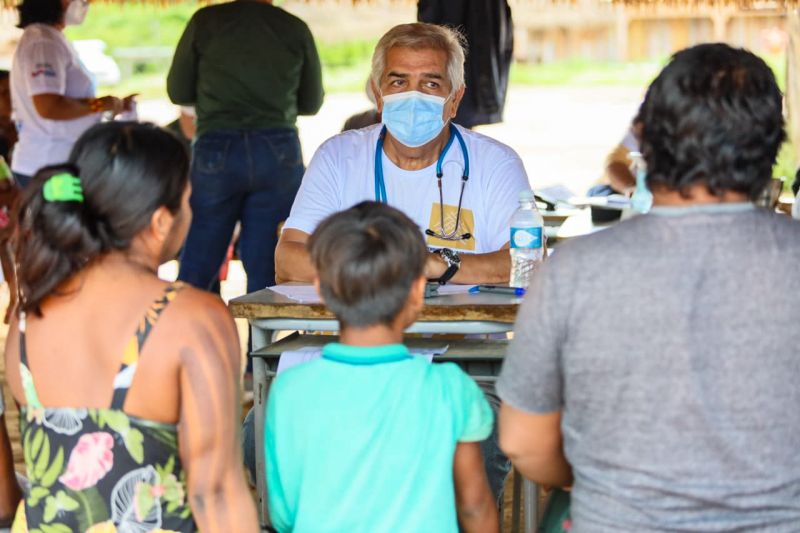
[285,124,532,254]
[621,126,640,152]
[10,24,99,176]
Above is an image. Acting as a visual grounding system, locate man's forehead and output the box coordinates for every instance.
[383,46,448,76]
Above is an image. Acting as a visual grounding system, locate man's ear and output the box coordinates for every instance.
[447,84,466,120]
[371,79,384,113]
[313,277,325,304]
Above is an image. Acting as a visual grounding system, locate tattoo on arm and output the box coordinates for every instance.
[178,310,257,533]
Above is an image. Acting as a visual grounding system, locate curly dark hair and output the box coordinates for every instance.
[637,43,785,199]
[16,122,189,316]
[17,0,63,28]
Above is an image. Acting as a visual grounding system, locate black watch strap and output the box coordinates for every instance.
[437,263,459,285]
[434,248,460,285]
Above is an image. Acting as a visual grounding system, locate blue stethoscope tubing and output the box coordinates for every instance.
[374,123,469,204]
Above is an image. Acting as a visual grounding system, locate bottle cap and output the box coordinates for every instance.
[518,189,535,202]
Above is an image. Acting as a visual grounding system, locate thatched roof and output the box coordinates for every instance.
[1,0,795,10]
[0,0,416,8]
[0,0,792,27]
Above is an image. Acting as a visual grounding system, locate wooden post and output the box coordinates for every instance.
[786,8,800,171]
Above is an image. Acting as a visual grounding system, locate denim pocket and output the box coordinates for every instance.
[193,138,230,174]
[266,133,303,168]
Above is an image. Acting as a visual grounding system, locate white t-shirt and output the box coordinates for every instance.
[285,124,532,254]
[10,24,99,176]
[620,126,640,152]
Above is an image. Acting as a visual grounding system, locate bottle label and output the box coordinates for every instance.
[511,227,543,249]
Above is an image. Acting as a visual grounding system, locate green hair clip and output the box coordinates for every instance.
[43,173,84,203]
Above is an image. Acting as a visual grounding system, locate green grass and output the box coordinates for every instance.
[69,4,795,179]
[97,73,169,100]
[775,140,796,187]
[68,4,377,96]
[510,59,666,87]
[64,3,196,48]
[318,40,376,68]
[510,53,787,90]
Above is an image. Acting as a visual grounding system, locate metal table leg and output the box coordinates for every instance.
[250,324,273,528]
[511,469,522,532]
[523,479,539,532]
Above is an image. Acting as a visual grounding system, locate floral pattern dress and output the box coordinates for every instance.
[12,283,196,533]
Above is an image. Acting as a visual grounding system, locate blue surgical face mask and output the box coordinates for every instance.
[381,91,448,148]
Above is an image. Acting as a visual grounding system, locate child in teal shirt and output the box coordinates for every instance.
[265,201,498,532]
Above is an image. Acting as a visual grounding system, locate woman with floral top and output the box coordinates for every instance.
[4,121,258,533]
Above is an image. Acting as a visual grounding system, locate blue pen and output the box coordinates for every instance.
[468,285,525,296]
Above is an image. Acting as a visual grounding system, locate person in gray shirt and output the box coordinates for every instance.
[497,42,800,532]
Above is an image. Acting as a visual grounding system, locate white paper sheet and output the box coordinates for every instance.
[433,284,475,295]
[269,284,473,302]
[277,345,449,374]
[268,285,321,303]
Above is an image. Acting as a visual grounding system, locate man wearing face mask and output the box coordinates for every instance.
[275,22,532,286]
[264,22,532,507]
[10,0,134,187]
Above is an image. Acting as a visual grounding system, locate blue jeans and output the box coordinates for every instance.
[587,184,615,197]
[179,128,303,294]
[473,378,512,504]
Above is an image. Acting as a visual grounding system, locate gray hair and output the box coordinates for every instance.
[370,23,466,95]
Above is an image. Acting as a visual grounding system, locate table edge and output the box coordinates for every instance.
[228,301,518,323]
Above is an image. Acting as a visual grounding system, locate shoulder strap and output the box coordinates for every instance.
[18,312,44,409]
[110,282,185,409]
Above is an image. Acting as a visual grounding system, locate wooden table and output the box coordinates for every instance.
[229,287,540,532]
[229,287,519,333]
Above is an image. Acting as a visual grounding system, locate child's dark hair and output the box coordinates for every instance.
[307,201,427,328]
[17,0,63,28]
[0,70,8,81]
[16,122,189,315]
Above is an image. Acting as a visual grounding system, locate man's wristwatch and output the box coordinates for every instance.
[433,248,461,285]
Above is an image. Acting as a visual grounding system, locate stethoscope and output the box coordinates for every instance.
[374,123,472,241]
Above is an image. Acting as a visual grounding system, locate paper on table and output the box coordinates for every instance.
[277,345,449,374]
[409,346,449,359]
[268,285,321,303]
[537,185,577,204]
[270,284,471,302]
[276,346,322,373]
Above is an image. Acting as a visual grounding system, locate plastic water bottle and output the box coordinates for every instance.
[629,152,652,214]
[509,190,544,288]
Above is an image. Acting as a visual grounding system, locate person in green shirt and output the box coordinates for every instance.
[166,0,323,294]
[265,201,499,532]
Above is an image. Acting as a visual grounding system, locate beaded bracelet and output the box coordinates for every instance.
[88,98,104,113]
